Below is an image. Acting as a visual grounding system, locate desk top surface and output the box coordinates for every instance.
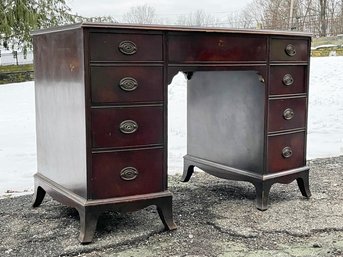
[32,22,312,37]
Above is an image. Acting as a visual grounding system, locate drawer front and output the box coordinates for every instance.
[267,132,305,173]
[89,33,163,61]
[268,97,306,132]
[91,66,163,104]
[168,34,267,62]
[270,66,307,95]
[91,106,164,148]
[270,39,308,61]
[91,148,164,199]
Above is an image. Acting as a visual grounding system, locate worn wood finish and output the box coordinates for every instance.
[32,22,311,242]
[168,34,267,62]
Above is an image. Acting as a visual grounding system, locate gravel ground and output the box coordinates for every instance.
[0,156,342,257]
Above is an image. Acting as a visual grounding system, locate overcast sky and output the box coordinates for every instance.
[66,0,252,23]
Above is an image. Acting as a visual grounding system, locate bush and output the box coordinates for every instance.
[0,64,34,84]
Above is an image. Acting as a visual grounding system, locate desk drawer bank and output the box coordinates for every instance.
[32,22,311,243]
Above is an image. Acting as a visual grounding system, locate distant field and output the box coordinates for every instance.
[312,36,343,47]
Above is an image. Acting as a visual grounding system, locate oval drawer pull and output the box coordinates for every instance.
[283,108,294,120]
[282,147,293,158]
[282,74,294,86]
[285,44,296,56]
[119,120,138,134]
[120,167,139,181]
[119,77,138,91]
[118,40,137,55]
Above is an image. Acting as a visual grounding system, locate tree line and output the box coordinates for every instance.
[1,0,343,55]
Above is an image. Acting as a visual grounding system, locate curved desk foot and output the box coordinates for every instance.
[32,185,46,208]
[77,207,100,244]
[182,159,195,182]
[157,196,177,231]
[297,171,311,198]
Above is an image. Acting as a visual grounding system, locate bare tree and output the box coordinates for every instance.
[122,4,156,24]
[176,10,218,27]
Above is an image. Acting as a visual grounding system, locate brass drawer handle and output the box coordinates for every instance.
[282,74,294,86]
[118,40,137,55]
[120,167,139,181]
[283,108,294,120]
[119,77,138,91]
[119,120,138,134]
[282,147,293,158]
[285,44,296,56]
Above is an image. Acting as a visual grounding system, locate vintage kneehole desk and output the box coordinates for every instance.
[32,23,311,243]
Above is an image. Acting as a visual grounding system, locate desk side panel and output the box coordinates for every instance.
[33,28,87,198]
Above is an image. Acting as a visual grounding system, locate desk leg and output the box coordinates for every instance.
[32,184,46,207]
[181,159,195,182]
[156,195,177,231]
[77,207,100,244]
[254,181,273,211]
[297,171,311,198]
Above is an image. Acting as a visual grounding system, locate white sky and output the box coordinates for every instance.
[66,0,251,23]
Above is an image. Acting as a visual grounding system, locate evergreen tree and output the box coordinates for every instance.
[0,0,75,55]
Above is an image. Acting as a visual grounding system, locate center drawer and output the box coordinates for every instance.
[91,106,164,149]
[91,148,164,199]
[168,34,267,62]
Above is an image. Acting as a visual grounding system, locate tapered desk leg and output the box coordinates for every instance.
[254,182,273,211]
[77,207,100,244]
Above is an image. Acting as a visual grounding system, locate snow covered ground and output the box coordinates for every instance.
[0,56,343,196]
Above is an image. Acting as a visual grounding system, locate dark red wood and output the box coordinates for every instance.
[91,106,164,148]
[270,39,308,62]
[268,97,307,132]
[267,132,305,173]
[269,65,307,95]
[168,34,267,62]
[91,148,164,199]
[91,66,163,104]
[89,32,163,62]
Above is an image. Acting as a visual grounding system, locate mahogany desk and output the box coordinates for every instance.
[32,23,311,243]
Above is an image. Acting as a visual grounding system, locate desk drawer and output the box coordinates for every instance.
[267,132,305,173]
[168,34,266,62]
[91,148,164,199]
[270,39,308,62]
[270,66,307,95]
[91,66,163,104]
[268,97,306,132]
[91,106,164,148]
[89,33,163,62]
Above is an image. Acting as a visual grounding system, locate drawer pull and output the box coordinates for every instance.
[283,108,294,120]
[120,167,139,181]
[282,147,293,158]
[119,120,138,134]
[282,74,294,86]
[119,77,138,91]
[118,40,137,55]
[285,44,296,56]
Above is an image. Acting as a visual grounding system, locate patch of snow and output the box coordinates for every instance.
[0,56,343,196]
